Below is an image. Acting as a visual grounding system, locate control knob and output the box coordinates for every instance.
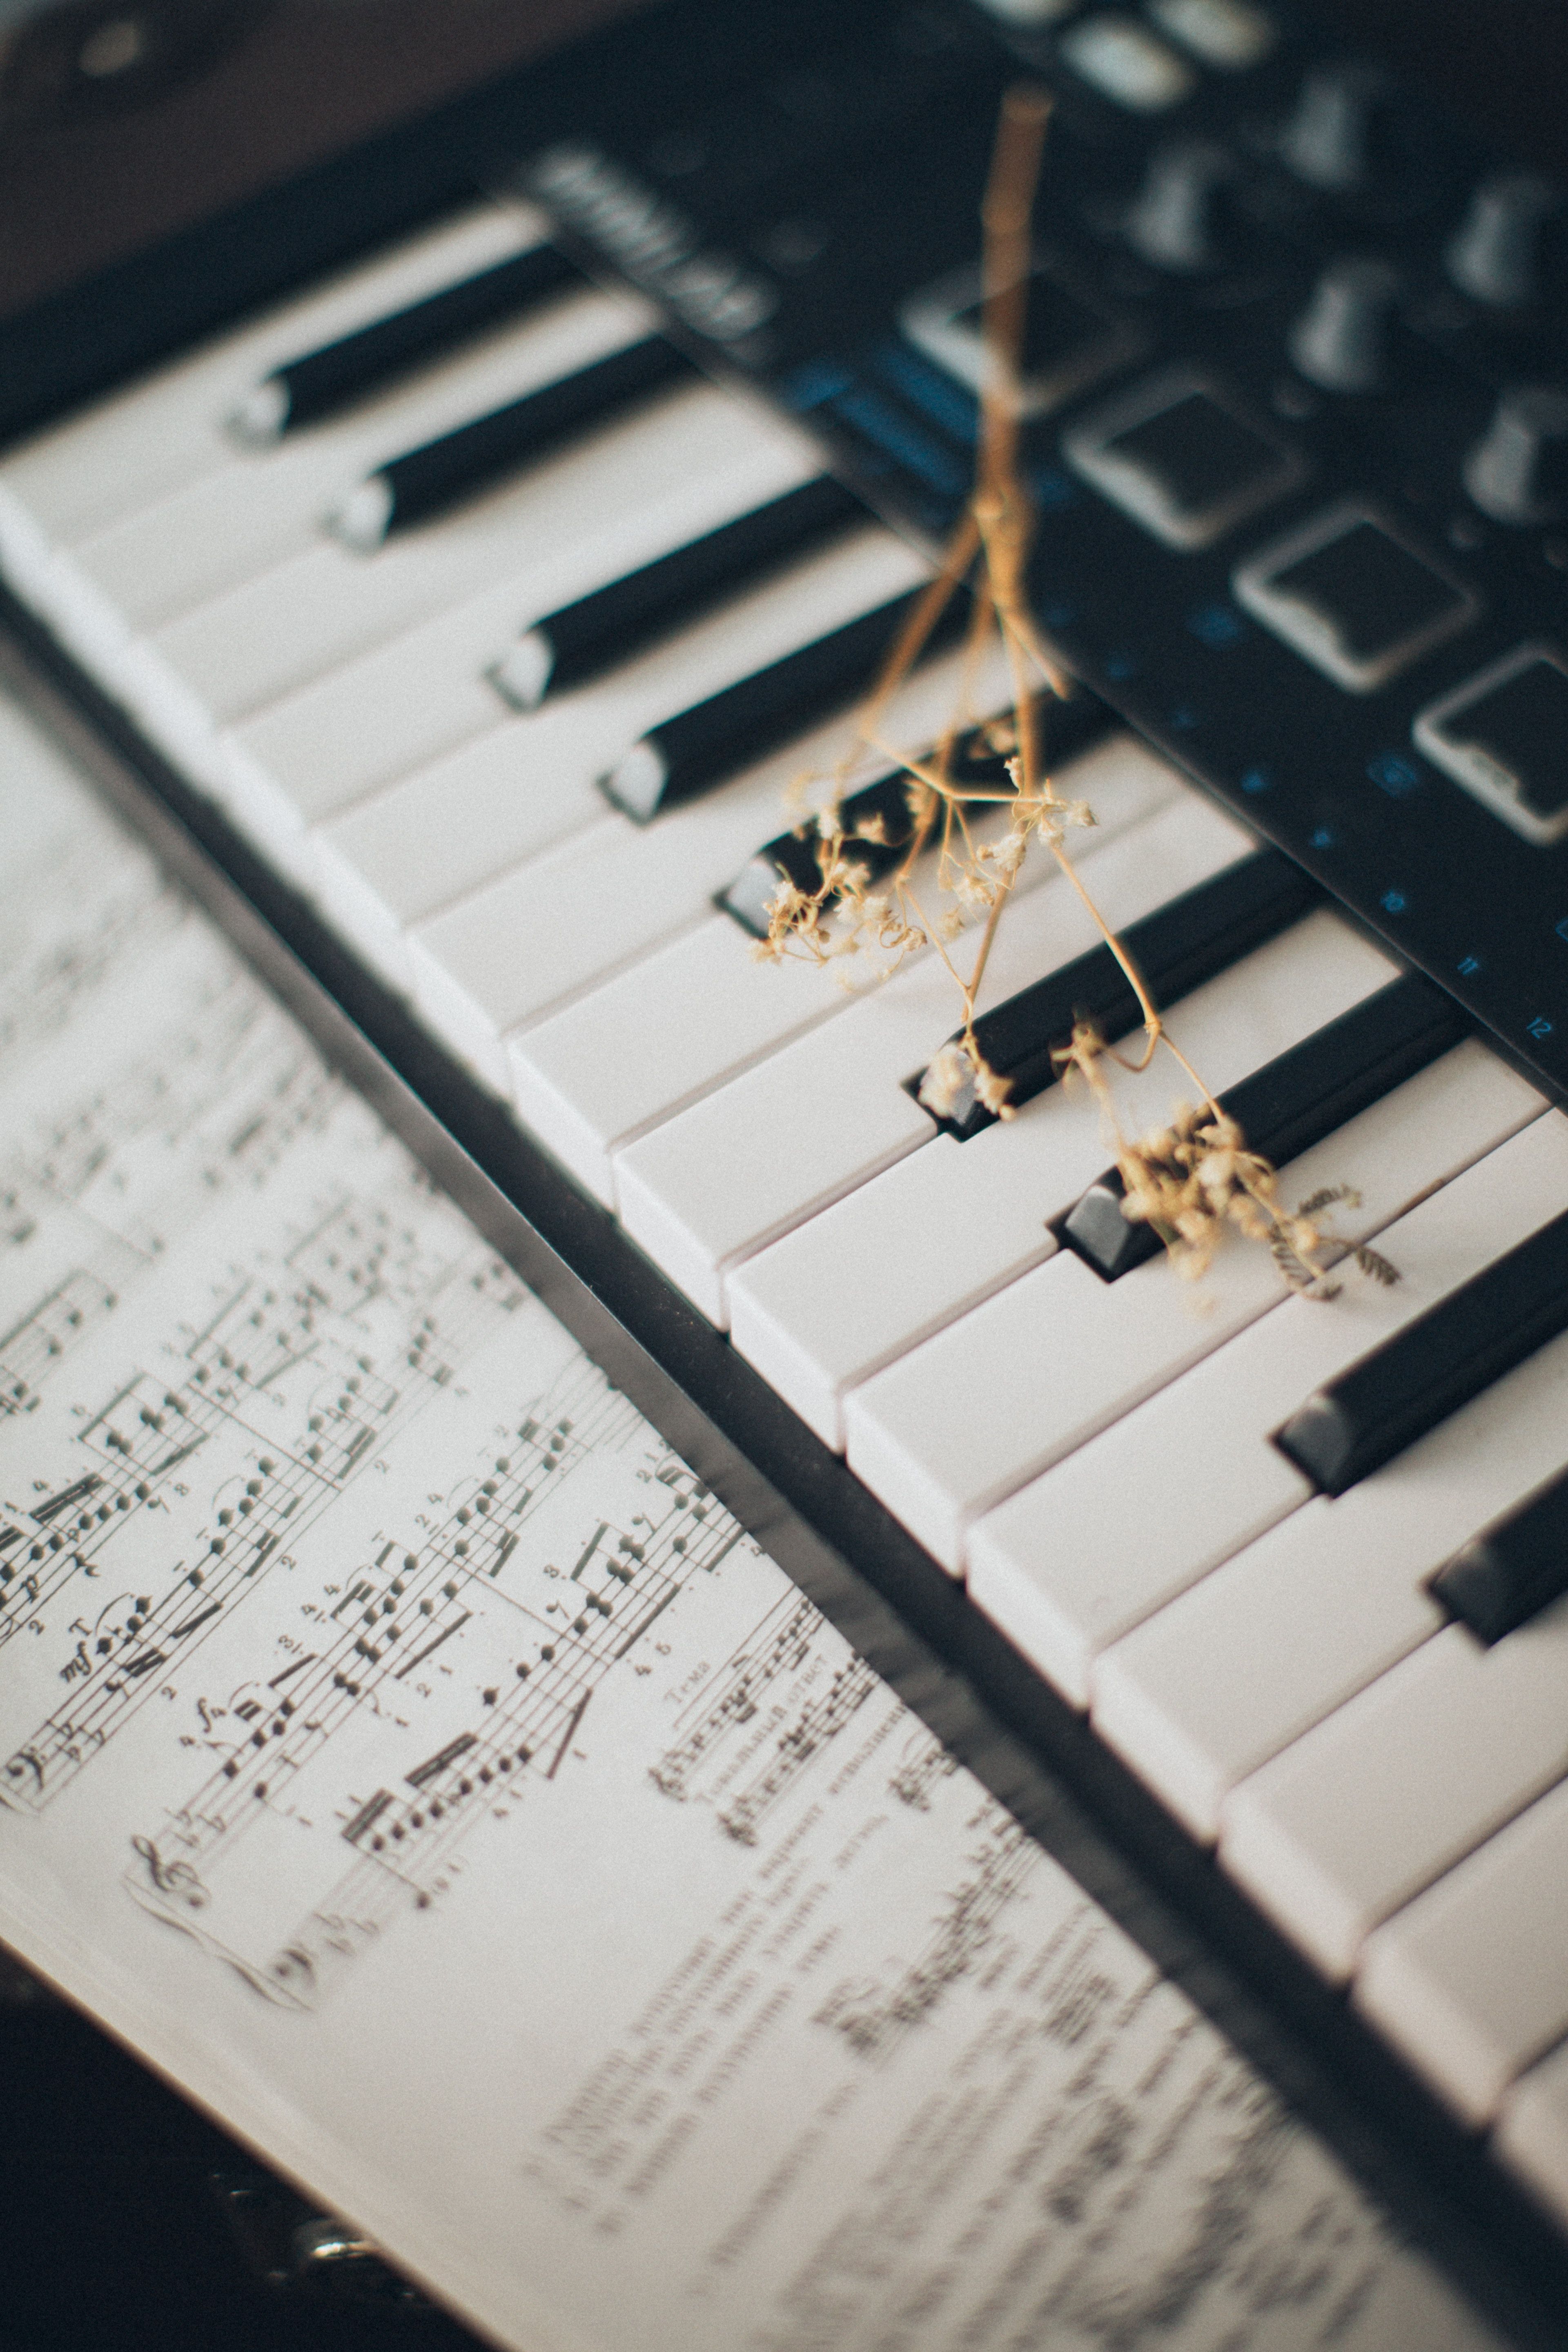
[1279,62,1386,194]
[1125,140,1232,273]
[1287,256,1400,392]
[1463,384,1568,524]
[1445,172,1559,307]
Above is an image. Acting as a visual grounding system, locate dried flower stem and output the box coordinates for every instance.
[760,87,1379,1295]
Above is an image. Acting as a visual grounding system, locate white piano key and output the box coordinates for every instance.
[1221,1599,1568,1982]
[503,648,1048,1197]
[116,337,799,776]
[1497,2037,1568,2234]
[320,601,965,1002]
[847,1058,1558,1575]
[0,203,538,561]
[1091,1256,1568,1838]
[1355,1775,1568,2126]
[400,530,932,1084]
[511,912,849,1197]
[62,283,646,633]
[966,1038,1546,1697]
[219,385,816,864]
[164,493,911,811]
[309,733,605,991]
[613,762,1228,1327]
[728,905,1395,1448]
[118,435,666,798]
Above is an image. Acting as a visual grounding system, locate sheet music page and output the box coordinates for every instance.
[0,688,1508,2352]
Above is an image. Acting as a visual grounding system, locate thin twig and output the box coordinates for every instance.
[754,86,1371,1296]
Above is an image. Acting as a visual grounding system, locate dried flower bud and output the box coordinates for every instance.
[917,1043,972,1120]
[974,1062,1015,1118]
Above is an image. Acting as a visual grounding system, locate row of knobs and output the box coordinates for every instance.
[1278,61,1560,312]
[1258,246,1568,523]
[1126,49,1561,314]
[1288,267,1568,520]
[1128,132,1560,313]
[1120,132,1568,524]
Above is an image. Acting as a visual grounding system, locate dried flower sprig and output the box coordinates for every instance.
[756,88,1093,1017]
[763,85,1383,1298]
[1053,1025,1395,1293]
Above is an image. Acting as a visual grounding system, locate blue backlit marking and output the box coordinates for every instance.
[1369,751,1421,797]
[1039,598,1079,630]
[831,387,969,494]
[874,343,978,443]
[1169,706,1199,732]
[1528,1016,1555,1040]
[1187,602,1245,651]
[783,359,853,411]
[1381,889,1408,914]
[1103,650,1138,680]
[1458,954,1483,977]
[1555,917,1568,944]
[1240,766,1271,795]
[1310,826,1336,849]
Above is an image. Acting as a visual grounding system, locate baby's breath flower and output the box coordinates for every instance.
[917,1043,971,1120]
[755,80,1376,1318]
[974,1061,1014,1117]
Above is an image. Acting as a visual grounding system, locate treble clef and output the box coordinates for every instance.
[130,1834,208,1911]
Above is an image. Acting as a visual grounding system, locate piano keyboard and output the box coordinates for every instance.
[3,0,1568,2292]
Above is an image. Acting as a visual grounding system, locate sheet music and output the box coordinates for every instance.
[0,687,1506,2352]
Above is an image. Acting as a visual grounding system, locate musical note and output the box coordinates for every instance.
[0,1185,532,1809]
[118,1365,756,2007]
[810,1812,1038,2062]
[887,1729,962,1813]
[648,1590,880,1844]
[0,1271,118,1417]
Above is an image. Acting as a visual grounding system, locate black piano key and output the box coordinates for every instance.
[227,243,582,445]
[915,847,1319,1142]
[718,688,1117,938]
[599,584,967,824]
[327,334,693,550]
[1430,1465,1568,1644]
[488,474,866,710]
[1062,970,1467,1282]
[1274,1207,1568,1498]
[719,767,918,937]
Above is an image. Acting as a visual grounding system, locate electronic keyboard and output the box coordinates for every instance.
[4,0,1568,2336]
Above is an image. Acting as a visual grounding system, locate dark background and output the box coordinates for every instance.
[1,3,1566,2349]
[0,0,651,315]
[0,0,1566,319]
[1314,0,1568,180]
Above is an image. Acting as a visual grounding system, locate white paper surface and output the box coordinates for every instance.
[0,687,1506,2350]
